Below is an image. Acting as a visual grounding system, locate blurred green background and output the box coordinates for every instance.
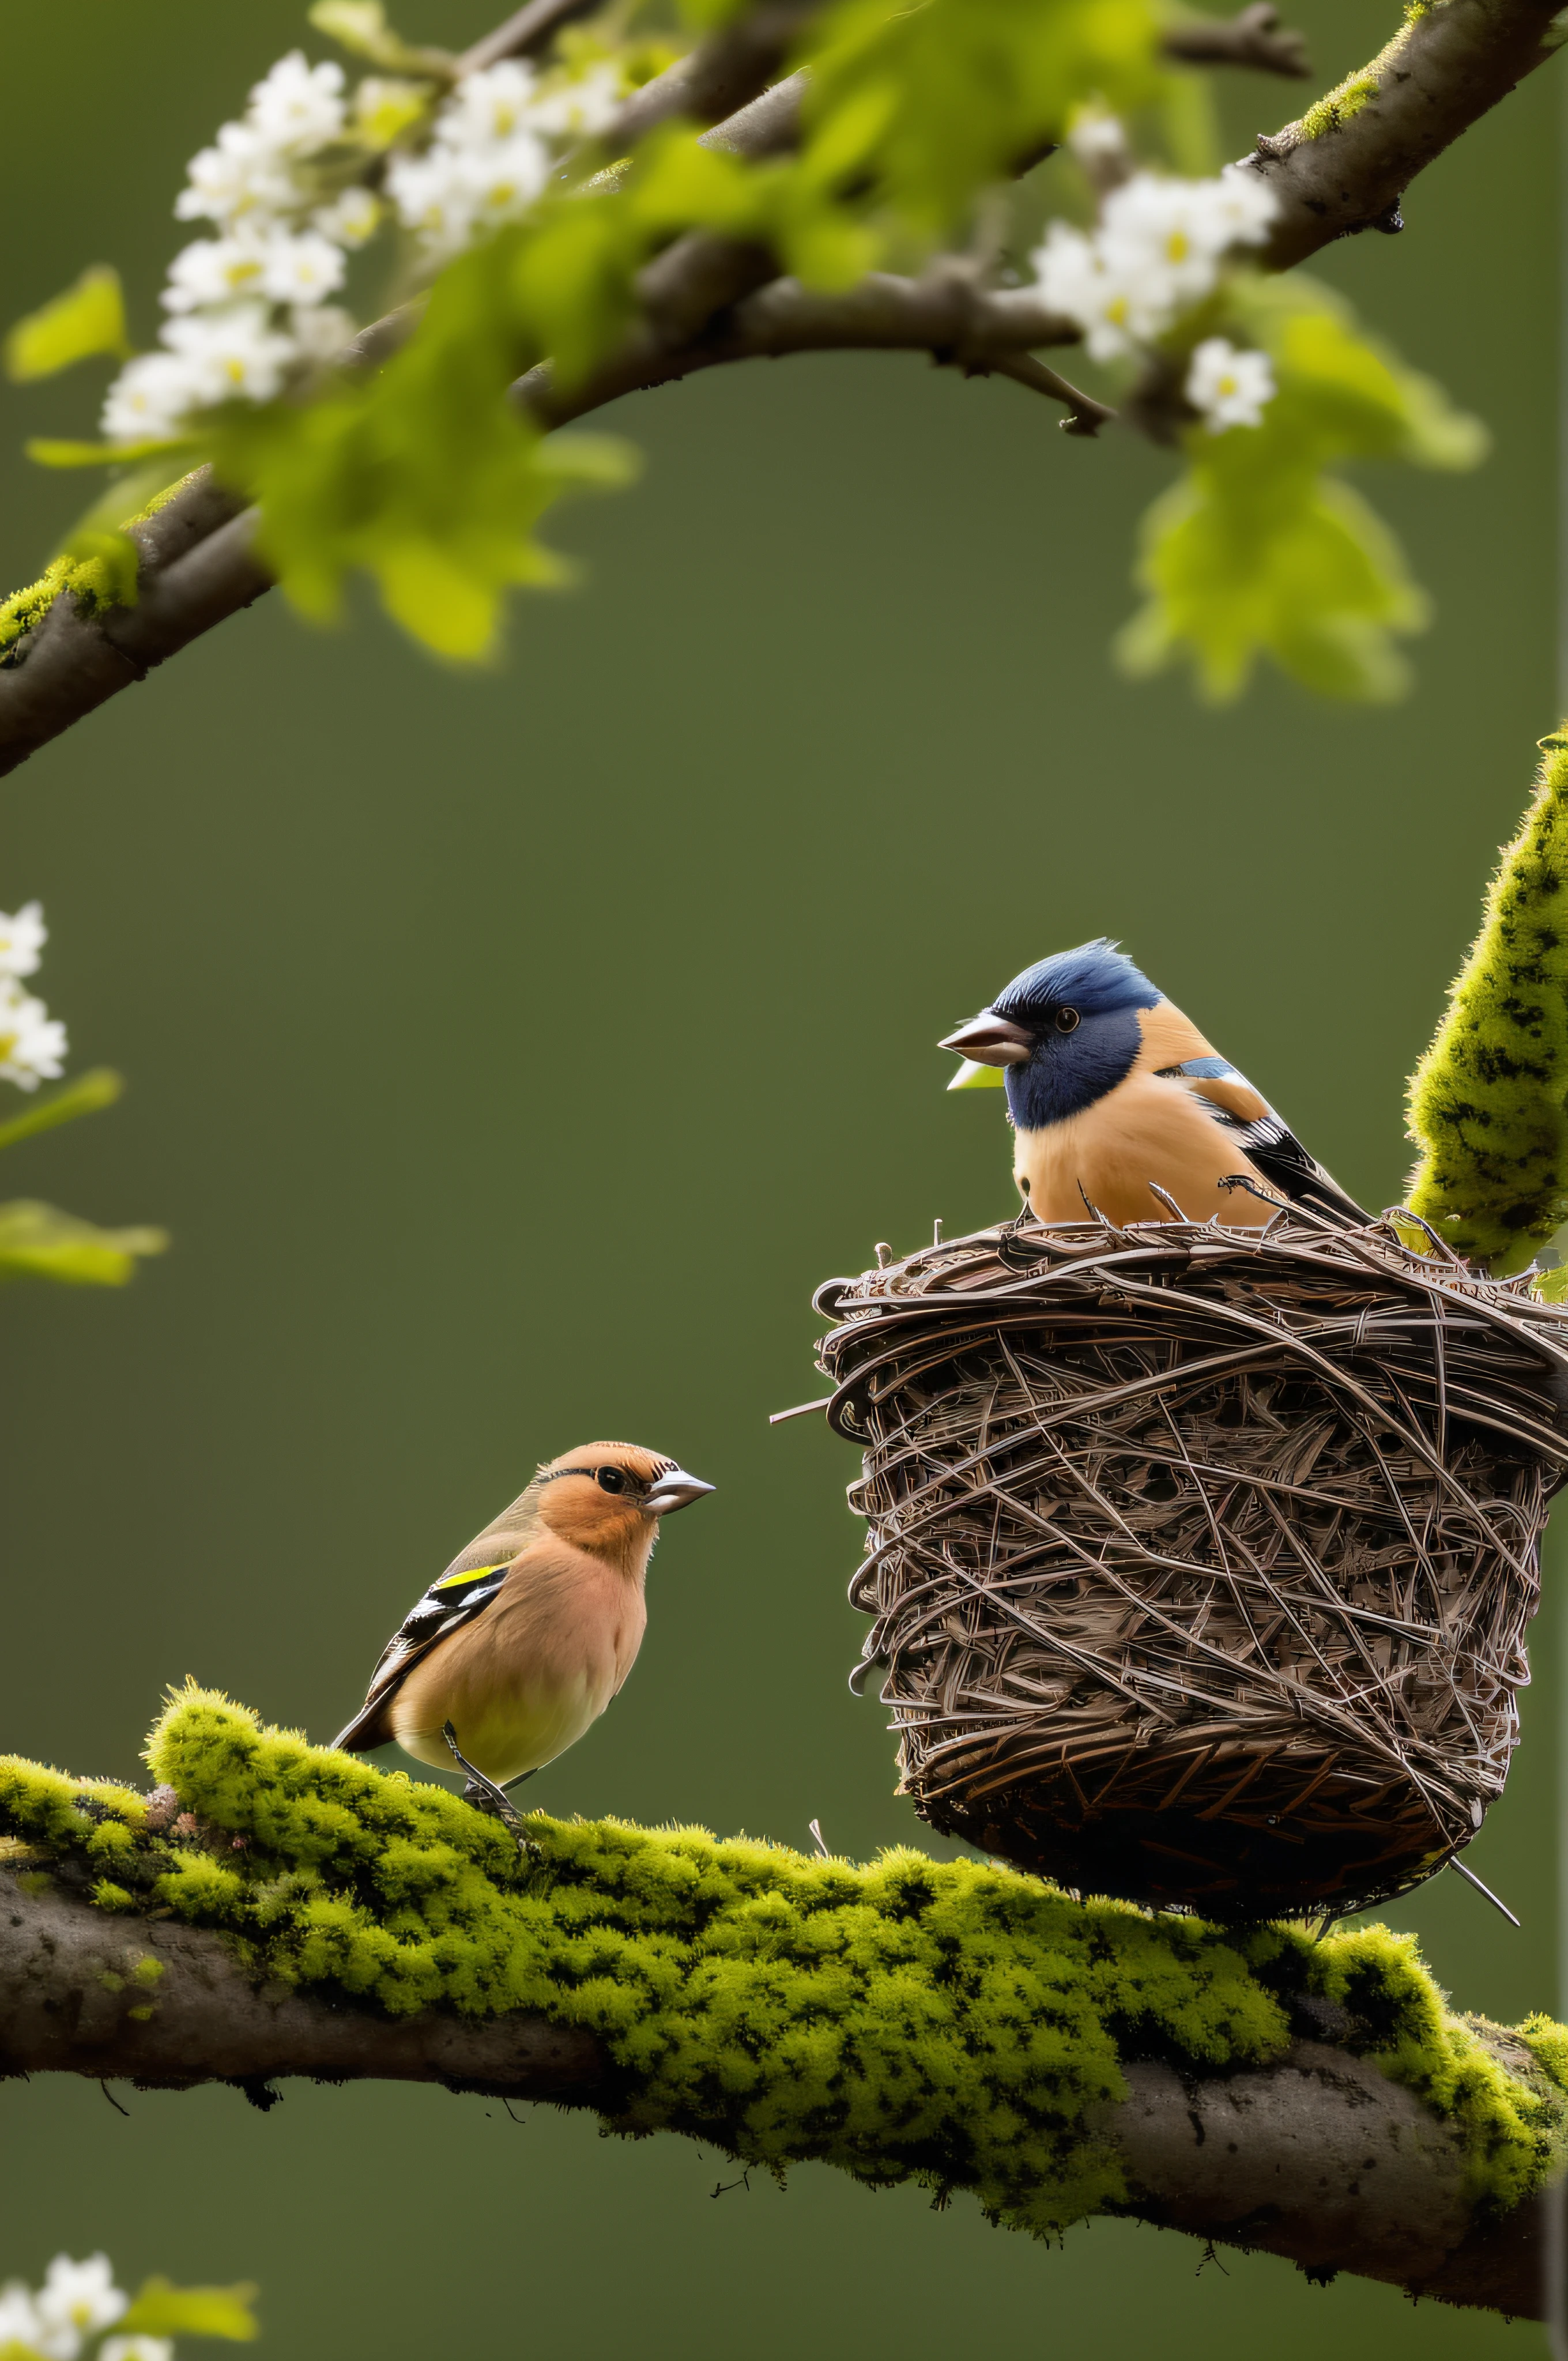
[0,5,1560,2355]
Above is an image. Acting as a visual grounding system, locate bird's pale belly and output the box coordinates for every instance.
[1015,1076,1281,1228]
[390,1611,625,1786]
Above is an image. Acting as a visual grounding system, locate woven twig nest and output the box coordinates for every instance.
[814,1210,1568,1917]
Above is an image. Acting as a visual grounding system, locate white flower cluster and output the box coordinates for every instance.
[0,899,66,1093]
[386,58,621,260]
[1031,163,1279,431]
[100,45,630,443]
[0,2254,167,2361]
[102,51,367,444]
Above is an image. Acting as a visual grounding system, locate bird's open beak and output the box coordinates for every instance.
[644,1469,717,1515]
[938,1013,1034,1068]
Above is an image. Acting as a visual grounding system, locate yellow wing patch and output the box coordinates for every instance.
[433,1560,510,1591]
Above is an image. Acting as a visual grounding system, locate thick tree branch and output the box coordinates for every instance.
[0,0,1560,774]
[0,1866,1555,2315]
[1247,0,1567,264]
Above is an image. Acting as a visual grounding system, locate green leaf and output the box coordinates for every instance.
[1120,274,1486,701]
[6,266,130,380]
[27,435,196,469]
[308,0,448,76]
[51,463,193,555]
[804,0,1163,230]
[119,2277,259,2341]
[214,221,638,659]
[0,1067,122,1153]
[0,1200,167,1287]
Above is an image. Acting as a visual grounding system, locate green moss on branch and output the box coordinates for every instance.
[1407,731,1568,1270]
[1,1688,1563,2233]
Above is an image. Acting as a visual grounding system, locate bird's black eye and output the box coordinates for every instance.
[1054,1006,1081,1034]
[596,1467,628,1495]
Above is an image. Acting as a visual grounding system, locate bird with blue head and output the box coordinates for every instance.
[941,938,1364,1229]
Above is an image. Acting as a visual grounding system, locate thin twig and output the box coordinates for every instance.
[1163,5,1311,80]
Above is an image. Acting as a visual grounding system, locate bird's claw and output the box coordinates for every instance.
[442,1721,541,1865]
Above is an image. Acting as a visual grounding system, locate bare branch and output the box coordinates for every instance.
[606,6,818,148]
[514,270,1087,429]
[0,1869,1554,2315]
[1163,6,1311,81]
[457,0,605,77]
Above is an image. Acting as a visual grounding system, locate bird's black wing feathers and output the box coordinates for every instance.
[1156,1061,1366,1224]
[331,1563,510,1753]
[1190,1096,1368,1225]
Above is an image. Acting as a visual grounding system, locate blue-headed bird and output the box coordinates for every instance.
[332,1443,714,1835]
[940,938,1365,1229]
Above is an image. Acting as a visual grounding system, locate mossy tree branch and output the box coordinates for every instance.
[1,1693,1564,2318]
[0,0,1560,774]
[1407,731,1568,1270]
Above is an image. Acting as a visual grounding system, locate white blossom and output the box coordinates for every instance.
[527,63,625,139]
[175,122,297,229]
[1031,223,1141,361]
[100,350,202,443]
[1193,161,1288,254]
[0,900,46,979]
[162,234,270,312]
[1186,335,1276,431]
[255,228,346,306]
[159,306,298,406]
[0,2280,45,2356]
[442,61,538,148]
[312,184,381,248]
[101,2340,174,2361]
[1065,111,1128,165]
[1030,168,1278,359]
[33,2256,126,2351]
[288,303,357,364]
[246,50,346,152]
[385,147,477,258]
[453,133,551,232]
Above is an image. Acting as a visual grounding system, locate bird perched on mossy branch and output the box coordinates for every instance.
[941,939,1364,1231]
[333,1443,714,1840]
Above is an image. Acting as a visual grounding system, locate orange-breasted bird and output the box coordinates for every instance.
[940,938,1364,1229]
[332,1442,714,1835]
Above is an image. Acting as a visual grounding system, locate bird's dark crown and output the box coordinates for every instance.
[992,938,1159,1029]
[992,940,1160,1133]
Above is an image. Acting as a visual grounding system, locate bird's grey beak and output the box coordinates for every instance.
[938,1013,1034,1066]
[644,1470,716,1515]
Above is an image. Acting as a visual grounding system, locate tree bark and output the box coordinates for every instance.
[0,1869,1552,2318]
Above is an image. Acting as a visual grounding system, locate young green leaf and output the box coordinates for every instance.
[6,267,130,382]
[1120,275,1486,701]
[0,1201,166,1287]
[0,1068,122,1155]
[119,2276,259,2340]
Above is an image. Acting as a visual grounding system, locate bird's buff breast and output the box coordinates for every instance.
[391,1574,644,1786]
[1014,1069,1276,1228]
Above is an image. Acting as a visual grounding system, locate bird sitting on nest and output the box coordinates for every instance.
[332,1442,714,1846]
[941,938,1365,1230]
